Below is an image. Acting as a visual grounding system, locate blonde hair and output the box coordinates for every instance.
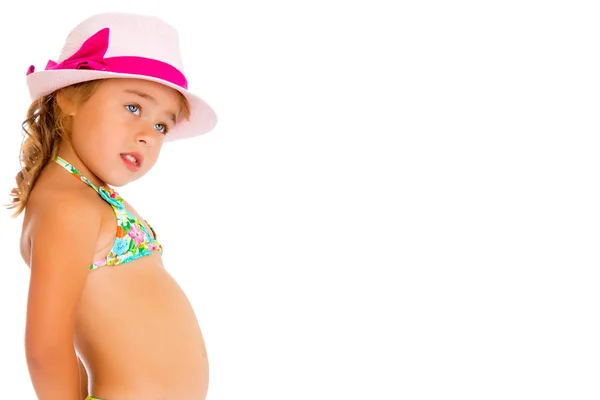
[7,79,190,217]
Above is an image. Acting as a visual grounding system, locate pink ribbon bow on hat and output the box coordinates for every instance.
[27,28,110,75]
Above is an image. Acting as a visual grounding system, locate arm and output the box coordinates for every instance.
[24,197,100,400]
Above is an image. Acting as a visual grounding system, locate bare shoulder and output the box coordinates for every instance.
[21,176,102,266]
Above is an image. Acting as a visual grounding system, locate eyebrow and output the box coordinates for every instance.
[123,89,177,125]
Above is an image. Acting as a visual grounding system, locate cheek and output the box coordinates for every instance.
[72,109,103,138]
[146,144,163,167]
[79,113,128,145]
[137,143,162,175]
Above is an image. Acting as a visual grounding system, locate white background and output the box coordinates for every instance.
[0,1,599,399]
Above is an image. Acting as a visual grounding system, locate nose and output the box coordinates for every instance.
[134,125,156,146]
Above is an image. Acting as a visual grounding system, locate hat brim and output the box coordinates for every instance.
[26,69,217,142]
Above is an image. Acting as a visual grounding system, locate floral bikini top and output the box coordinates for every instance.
[54,156,163,270]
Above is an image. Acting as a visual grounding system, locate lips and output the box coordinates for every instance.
[120,152,143,171]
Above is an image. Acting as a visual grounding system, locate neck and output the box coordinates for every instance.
[56,142,106,188]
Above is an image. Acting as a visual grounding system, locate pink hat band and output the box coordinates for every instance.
[26,28,188,90]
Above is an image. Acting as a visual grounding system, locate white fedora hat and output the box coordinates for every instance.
[25,12,217,141]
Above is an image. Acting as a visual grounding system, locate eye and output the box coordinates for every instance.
[155,123,168,134]
[126,104,140,115]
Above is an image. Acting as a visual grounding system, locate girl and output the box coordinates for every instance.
[8,12,217,400]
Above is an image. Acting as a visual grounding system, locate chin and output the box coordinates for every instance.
[111,176,143,187]
[100,160,153,187]
[102,171,145,187]
[107,181,129,188]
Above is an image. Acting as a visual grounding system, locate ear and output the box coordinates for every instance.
[56,89,77,116]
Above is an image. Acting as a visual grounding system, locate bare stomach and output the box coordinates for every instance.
[74,253,208,399]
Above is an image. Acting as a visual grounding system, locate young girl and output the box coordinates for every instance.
[8,12,217,400]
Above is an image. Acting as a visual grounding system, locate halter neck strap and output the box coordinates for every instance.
[53,156,124,209]
[54,155,100,192]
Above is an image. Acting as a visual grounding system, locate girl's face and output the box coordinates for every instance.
[64,78,184,187]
